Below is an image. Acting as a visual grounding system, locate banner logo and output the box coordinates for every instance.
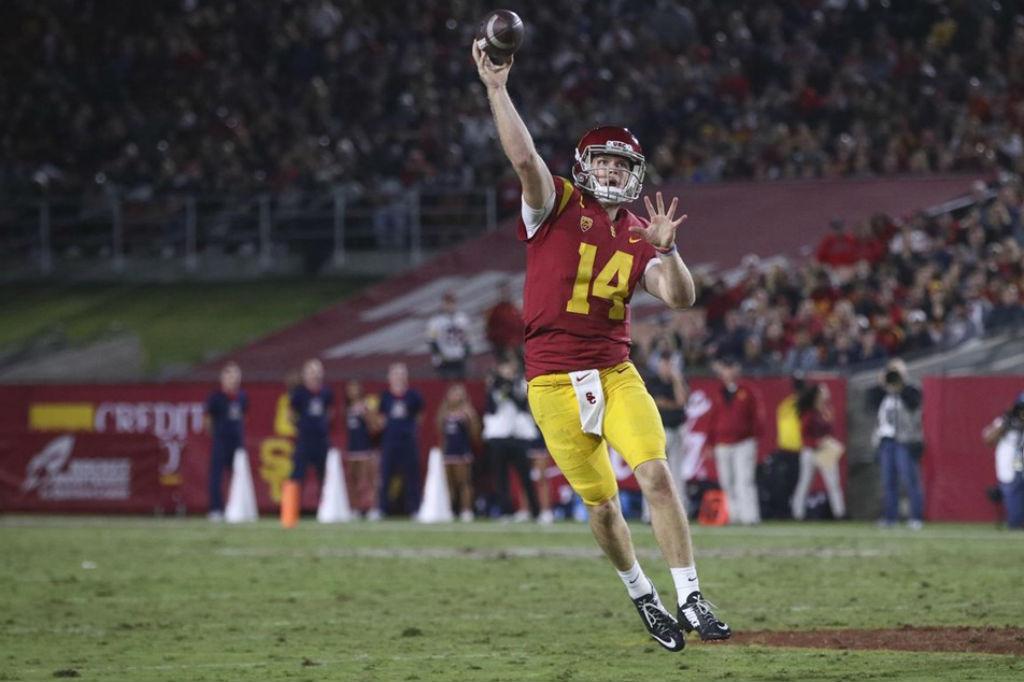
[22,435,131,500]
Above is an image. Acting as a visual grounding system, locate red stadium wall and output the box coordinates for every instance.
[921,376,1024,522]
[0,376,848,515]
[0,381,474,514]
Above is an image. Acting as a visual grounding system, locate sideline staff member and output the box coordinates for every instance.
[290,359,335,487]
[205,362,247,520]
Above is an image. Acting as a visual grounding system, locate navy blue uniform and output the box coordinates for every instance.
[378,389,424,515]
[206,389,248,512]
[290,385,334,483]
[442,412,473,462]
[346,403,374,456]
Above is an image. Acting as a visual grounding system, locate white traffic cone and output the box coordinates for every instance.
[416,447,454,523]
[225,448,258,523]
[317,448,353,523]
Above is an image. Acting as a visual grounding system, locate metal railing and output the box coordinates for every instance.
[0,186,501,279]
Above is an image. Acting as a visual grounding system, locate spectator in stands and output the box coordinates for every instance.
[343,379,382,520]
[815,219,860,270]
[869,359,925,529]
[372,178,410,250]
[483,355,539,521]
[289,359,335,490]
[705,356,764,525]
[982,392,1024,530]
[485,282,524,361]
[792,383,846,521]
[436,382,481,522]
[646,352,689,500]
[377,362,424,517]
[986,284,1024,331]
[426,291,472,380]
[782,329,819,373]
[204,362,247,521]
[9,1,1024,201]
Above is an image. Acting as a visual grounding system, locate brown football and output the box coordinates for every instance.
[475,9,525,65]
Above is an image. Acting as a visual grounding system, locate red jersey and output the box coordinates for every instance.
[516,176,657,380]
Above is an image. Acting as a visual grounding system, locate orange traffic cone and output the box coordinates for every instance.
[697,489,729,526]
[280,479,300,529]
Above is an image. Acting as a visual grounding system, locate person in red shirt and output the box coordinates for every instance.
[485,281,525,360]
[473,42,729,651]
[791,383,846,520]
[704,357,765,525]
[815,218,860,268]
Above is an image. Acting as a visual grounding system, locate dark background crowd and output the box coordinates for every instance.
[5,0,1024,202]
[632,177,1024,374]
[3,0,1023,376]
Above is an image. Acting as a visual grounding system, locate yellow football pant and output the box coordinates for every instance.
[527,361,666,505]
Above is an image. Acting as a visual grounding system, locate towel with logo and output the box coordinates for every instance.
[568,369,605,437]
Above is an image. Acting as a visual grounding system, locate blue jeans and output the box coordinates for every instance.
[878,438,924,522]
[1001,473,1024,529]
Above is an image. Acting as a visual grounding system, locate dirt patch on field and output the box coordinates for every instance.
[722,626,1024,656]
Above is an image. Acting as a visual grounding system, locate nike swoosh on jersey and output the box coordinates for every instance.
[629,237,642,243]
[575,373,591,382]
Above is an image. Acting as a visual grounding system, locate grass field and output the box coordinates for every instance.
[1,518,1022,681]
[0,279,373,375]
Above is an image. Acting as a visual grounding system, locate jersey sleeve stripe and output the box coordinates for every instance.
[554,178,575,217]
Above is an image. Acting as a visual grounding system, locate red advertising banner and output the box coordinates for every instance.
[0,432,163,512]
[0,375,847,515]
[921,376,1024,522]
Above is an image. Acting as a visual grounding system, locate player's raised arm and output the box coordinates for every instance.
[634,192,697,309]
[472,42,553,211]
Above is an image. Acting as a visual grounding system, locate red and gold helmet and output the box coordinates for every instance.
[571,126,646,203]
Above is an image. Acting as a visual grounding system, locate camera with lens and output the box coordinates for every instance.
[884,369,903,389]
[491,374,515,398]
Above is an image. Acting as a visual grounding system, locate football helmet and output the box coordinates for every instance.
[572,126,646,204]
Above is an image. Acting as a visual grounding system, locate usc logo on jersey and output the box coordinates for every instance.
[579,215,593,232]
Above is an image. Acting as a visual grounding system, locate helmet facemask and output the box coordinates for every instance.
[573,142,645,204]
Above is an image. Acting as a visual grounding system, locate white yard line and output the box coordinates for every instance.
[0,515,1015,543]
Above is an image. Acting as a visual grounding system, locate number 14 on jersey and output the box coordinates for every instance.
[565,243,635,321]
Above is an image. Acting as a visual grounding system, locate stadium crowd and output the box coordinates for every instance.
[5,0,1024,201]
[632,178,1024,374]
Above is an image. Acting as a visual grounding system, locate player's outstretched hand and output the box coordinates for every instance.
[632,191,687,252]
[472,41,512,91]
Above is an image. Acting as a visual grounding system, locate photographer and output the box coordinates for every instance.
[982,393,1024,529]
[868,359,925,529]
[483,354,539,520]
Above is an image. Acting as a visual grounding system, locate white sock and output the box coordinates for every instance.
[616,560,653,599]
[671,566,700,606]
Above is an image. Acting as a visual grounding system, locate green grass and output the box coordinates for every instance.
[0,279,373,374]
[0,520,1022,681]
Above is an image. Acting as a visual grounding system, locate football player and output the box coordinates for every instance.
[472,42,731,651]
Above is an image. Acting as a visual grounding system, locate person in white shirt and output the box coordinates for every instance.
[483,355,539,520]
[982,392,1024,529]
[426,291,472,379]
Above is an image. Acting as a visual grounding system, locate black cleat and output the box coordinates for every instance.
[631,584,685,652]
[678,591,731,641]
